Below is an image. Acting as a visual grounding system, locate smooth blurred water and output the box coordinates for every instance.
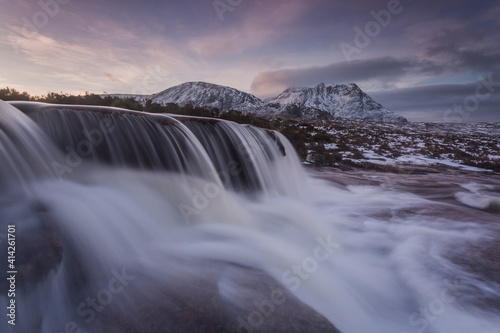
[1,101,499,333]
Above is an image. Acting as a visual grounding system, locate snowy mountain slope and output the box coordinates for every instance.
[104,81,407,122]
[267,83,407,122]
[149,82,272,117]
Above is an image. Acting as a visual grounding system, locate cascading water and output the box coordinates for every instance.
[1,100,500,333]
[174,115,305,195]
[0,102,60,190]
[12,102,221,183]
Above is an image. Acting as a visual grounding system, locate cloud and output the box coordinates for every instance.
[188,0,322,58]
[421,28,500,72]
[188,40,234,58]
[104,73,131,90]
[250,20,500,98]
[371,72,500,122]
[250,57,435,97]
[2,22,187,94]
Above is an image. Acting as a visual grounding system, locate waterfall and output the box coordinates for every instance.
[0,102,60,191]
[1,101,499,333]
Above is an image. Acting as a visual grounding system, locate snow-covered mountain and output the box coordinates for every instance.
[106,81,407,122]
[149,82,271,117]
[267,83,407,122]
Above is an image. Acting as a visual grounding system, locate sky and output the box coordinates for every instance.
[1,0,499,122]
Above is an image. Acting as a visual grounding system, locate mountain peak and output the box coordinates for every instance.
[109,81,407,123]
[267,83,407,122]
[158,81,236,93]
[150,81,269,116]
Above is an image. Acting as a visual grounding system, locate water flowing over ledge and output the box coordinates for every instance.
[1,101,500,333]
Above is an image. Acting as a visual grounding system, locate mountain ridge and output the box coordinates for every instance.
[105,81,408,123]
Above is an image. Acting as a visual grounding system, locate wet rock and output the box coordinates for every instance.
[306,153,324,166]
[87,261,340,333]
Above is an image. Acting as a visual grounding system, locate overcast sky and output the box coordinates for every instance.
[1,0,499,122]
